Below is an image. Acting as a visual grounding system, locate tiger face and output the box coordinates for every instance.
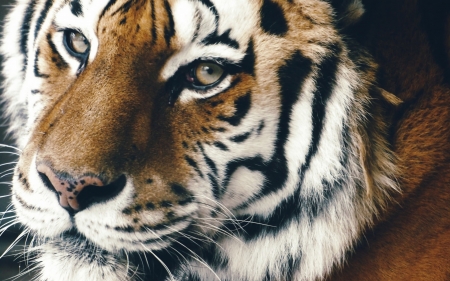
[1,0,396,280]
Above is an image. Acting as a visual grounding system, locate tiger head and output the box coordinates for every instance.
[1,0,397,280]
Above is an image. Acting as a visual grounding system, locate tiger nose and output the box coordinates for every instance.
[37,164,126,212]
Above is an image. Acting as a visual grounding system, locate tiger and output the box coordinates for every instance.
[0,0,399,280]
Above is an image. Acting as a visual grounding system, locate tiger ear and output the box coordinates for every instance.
[327,0,365,28]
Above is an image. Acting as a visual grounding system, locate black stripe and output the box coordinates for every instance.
[208,173,221,199]
[170,183,191,197]
[304,126,350,219]
[221,51,312,207]
[240,40,256,76]
[260,0,289,36]
[192,244,230,273]
[192,8,202,41]
[209,127,226,132]
[164,0,175,47]
[223,156,266,194]
[100,0,119,19]
[257,120,265,135]
[298,44,340,181]
[202,29,239,49]
[180,273,201,281]
[230,131,252,143]
[20,0,37,71]
[111,0,135,16]
[34,49,49,78]
[198,0,219,24]
[34,0,53,40]
[184,155,204,178]
[126,230,210,280]
[230,127,352,240]
[213,141,228,151]
[13,193,37,210]
[218,92,251,126]
[70,0,83,16]
[263,256,299,281]
[198,143,218,175]
[47,33,68,69]
[150,0,157,44]
[257,51,312,196]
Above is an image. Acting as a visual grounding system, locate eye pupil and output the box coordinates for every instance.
[203,66,214,75]
[66,30,89,55]
[193,62,224,86]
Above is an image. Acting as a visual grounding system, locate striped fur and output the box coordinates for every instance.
[1,0,397,280]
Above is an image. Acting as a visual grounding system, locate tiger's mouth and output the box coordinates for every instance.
[46,226,204,280]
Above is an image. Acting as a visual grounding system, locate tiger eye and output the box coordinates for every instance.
[67,31,89,54]
[194,62,224,86]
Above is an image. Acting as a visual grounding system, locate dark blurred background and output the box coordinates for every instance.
[0,1,34,280]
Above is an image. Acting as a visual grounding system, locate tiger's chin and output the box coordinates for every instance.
[35,238,137,281]
[32,230,185,281]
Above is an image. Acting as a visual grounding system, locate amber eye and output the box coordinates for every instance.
[64,30,89,56]
[188,62,225,87]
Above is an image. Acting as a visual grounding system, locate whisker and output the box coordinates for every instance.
[165,244,191,267]
[0,144,22,152]
[1,229,29,259]
[198,217,276,228]
[0,219,20,234]
[194,195,237,221]
[163,225,203,249]
[167,236,221,281]
[0,174,15,181]
[0,203,15,223]
[194,195,247,233]
[187,229,226,252]
[140,244,176,281]
[0,161,18,168]
[0,168,16,177]
[192,221,242,244]
[196,202,231,218]
[0,151,20,156]
[0,215,16,221]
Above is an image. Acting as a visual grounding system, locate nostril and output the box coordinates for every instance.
[76,175,127,210]
[37,164,127,213]
[39,172,57,193]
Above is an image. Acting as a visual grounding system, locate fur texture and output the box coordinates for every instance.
[327,0,450,280]
[1,0,400,280]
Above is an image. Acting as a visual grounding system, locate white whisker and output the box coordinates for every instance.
[140,244,176,281]
[0,174,15,180]
[0,161,18,168]
[0,168,16,177]
[0,151,20,156]
[0,144,22,152]
[1,229,29,259]
[167,236,221,281]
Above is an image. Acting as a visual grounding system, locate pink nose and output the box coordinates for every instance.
[37,164,104,211]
